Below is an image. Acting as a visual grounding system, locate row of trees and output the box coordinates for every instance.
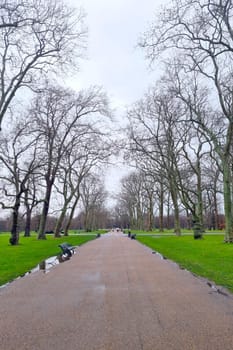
[0,85,112,244]
[115,167,223,234]
[3,0,233,243]
[115,0,233,242]
[0,0,112,244]
[0,173,109,234]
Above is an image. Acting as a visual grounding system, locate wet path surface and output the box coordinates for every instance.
[1,232,233,349]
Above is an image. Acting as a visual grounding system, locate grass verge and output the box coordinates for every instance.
[0,233,96,286]
[130,229,224,235]
[137,235,233,293]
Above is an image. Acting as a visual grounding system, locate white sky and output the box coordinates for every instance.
[66,0,167,203]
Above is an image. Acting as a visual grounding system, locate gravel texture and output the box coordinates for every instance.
[1,231,233,350]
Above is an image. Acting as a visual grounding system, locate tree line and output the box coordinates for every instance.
[1,0,233,243]
[115,0,233,242]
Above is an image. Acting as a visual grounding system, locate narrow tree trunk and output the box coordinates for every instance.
[9,197,21,245]
[24,187,32,237]
[54,206,67,237]
[37,183,53,240]
[185,209,191,229]
[129,207,135,230]
[159,183,164,232]
[147,196,153,231]
[213,193,219,230]
[84,208,89,231]
[167,193,170,229]
[91,210,97,231]
[196,161,204,232]
[192,210,203,239]
[173,202,181,236]
[136,204,143,230]
[223,162,233,242]
[213,171,220,230]
[170,186,181,236]
[24,207,32,237]
[64,196,79,236]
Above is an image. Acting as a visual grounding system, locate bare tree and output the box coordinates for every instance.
[141,174,157,231]
[174,123,213,238]
[23,172,43,237]
[0,0,86,130]
[80,174,108,231]
[0,118,42,244]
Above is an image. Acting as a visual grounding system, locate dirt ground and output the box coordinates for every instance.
[1,231,233,350]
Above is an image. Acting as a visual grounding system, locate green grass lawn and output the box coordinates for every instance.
[0,232,96,286]
[68,229,108,235]
[137,235,233,293]
[130,228,224,235]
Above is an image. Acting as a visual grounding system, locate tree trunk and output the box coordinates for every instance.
[147,196,153,231]
[223,162,233,242]
[192,211,203,239]
[54,206,67,237]
[24,207,32,237]
[9,197,21,245]
[173,201,181,236]
[166,193,170,229]
[136,204,143,230]
[129,207,135,230]
[185,209,192,229]
[84,208,89,231]
[64,196,79,236]
[196,160,204,232]
[159,183,164,232]
[170,185,181,236]
[37,183,53,239]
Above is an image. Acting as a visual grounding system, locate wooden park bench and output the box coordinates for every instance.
[58,242,76,258]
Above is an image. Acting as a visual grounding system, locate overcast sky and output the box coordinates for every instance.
[67,0,167,202]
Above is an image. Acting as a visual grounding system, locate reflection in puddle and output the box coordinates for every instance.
[30,254,71,274]
[38,256,60,273]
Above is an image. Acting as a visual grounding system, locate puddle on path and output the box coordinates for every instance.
[0,254,71,290]
[31,255,60,273]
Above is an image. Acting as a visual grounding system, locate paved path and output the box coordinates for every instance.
[1,232,233,350]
